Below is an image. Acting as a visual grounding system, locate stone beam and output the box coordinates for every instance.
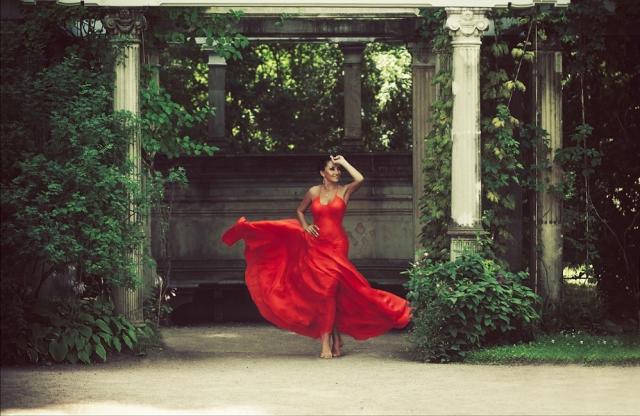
[31,0,571,13]
[230,17,421,42]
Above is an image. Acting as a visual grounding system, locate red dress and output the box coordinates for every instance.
[221,194,411,340]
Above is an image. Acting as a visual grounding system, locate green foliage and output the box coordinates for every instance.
[148,8,249,60]
[144,284,176,327]
[0,5,235,366]
[1,285,154,365]
[1,54,143,290]
[540,282,606,333]
[543,1,640,317]
[418,10,452,261]
[225,43,343,152]
[405,252,541,362]
[362,43,412,151]
[466,331,640,365]
[478,9,534,259]
[481,103,525,258]
[141,80,217,159]
[418,3,639,321]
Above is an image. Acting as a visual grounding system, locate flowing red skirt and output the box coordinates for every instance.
[222,217,411,340]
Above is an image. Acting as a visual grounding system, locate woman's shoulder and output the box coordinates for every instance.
[308,185,321,197]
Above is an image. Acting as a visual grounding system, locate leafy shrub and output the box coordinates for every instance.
[1,287,154,365]
[0,280,31,364]
[405,252,541,362]
[540,283,606,333]
[1,54,145,293]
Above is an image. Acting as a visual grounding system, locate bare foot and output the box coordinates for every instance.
[320,333,333,359]
[320,351,333,359]
[331,331,344,357]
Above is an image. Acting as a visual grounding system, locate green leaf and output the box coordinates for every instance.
[127,328,138,343]
[98,332,113,347]
[77,348,91,364]
[49,338,68,362]
[26,348,39,363]
[122,334,133,350]
[78,325,92,338]
[94,343,107,362]
[74,334,87,351]
[95,318,112,334]
[62,331,74,349]
[112,336,122,353]
[78,312,95,324]
[66,351,79,364]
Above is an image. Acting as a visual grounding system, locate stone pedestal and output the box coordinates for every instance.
[340,43,365,151]
[408,42,437,255]
[445,8,489,260]
[208,52,227,150]
[534,48,563,305]
[105,9,146,323]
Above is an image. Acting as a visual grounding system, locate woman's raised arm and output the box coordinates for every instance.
[331,155,364,203]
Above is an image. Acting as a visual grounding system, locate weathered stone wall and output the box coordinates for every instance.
[151,153,413,290]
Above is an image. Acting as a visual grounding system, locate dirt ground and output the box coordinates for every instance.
[2,323,639,415]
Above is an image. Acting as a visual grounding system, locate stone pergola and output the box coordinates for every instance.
[25,0,570,320]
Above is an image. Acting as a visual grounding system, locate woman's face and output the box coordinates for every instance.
[321,161,341,183]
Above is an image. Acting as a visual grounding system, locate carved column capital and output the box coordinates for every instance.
[340,43,366,64]
[445,8,490,45]
[104,9,147,39]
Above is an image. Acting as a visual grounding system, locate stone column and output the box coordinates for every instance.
[207,52,227,150]
[534,46,563,305]
[340,43,365,152]
[148,48,160,87]
[145,48,161,297]
[104,9,146,323]
[445,8,490,260]
[408,42,437,255]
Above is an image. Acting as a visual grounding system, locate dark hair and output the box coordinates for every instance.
[317,156,332,172]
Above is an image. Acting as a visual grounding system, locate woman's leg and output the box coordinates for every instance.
[331,326,343,357]
[320,333,333,358]
[319,296,337,359]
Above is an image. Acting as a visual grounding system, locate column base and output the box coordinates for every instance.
[447,225,487,261]
[208,136,227,152]
[112,286,144,323]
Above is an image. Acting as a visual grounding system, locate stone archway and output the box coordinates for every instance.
[153,16,429,321]
[24,0,571,320]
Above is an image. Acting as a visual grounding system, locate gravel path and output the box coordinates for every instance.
[2,323,639,415]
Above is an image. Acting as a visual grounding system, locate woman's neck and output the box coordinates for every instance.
[322,182,339,192]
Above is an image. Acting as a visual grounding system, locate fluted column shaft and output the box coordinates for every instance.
[409,42,437,254]
[340,43,365,151]
[536,48,563,305]
[106,9,146,323]
[207,52,227,150]
[445,8,489,260]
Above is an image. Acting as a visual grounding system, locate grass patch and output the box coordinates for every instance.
[465,331,640,365]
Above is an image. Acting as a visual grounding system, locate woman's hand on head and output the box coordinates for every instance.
[305,224,320,238]
[330,155,346,166]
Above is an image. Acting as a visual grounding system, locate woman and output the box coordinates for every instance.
[222,155,411,358]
